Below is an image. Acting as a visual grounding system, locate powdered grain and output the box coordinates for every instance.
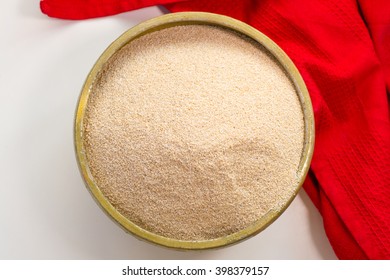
[83,25,304,240]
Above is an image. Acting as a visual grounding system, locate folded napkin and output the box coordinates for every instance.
[40,0,390,259]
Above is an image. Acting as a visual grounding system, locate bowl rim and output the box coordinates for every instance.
[74,11,315,250]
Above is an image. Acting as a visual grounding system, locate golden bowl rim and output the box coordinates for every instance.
[74,11,315,250]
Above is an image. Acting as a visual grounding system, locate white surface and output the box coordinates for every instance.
[0,1,337,259]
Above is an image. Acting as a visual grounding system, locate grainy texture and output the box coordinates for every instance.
[83,25,304,241]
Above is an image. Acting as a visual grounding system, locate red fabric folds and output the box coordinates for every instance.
[39,0,185,20]
[358,0,390,91]
[40,0,390,259]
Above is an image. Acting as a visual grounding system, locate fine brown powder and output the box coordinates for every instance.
[83,25,304,241]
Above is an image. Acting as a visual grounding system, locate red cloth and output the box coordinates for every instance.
[40,0,390,259]
[39,0,186,19]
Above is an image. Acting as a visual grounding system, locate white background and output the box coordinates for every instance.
[0,1,337,259]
